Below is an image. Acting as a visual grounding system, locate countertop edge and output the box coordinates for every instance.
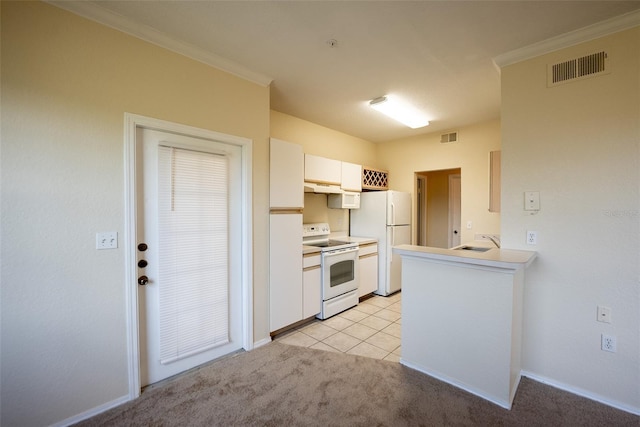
[393,244,537,270]
[303,236,378,255]
[335,236,377,245]
[302,245,322,255]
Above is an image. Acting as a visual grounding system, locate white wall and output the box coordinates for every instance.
[1,3,270,425]
[501,27,639,413]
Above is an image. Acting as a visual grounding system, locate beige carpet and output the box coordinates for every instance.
[77,342,638,426]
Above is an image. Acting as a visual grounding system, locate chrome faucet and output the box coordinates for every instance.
[485,235,501,248]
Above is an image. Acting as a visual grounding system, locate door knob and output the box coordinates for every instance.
[138,275,149,286]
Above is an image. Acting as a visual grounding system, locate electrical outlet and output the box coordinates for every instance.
[601,334,617,352]
[526,231,538,245]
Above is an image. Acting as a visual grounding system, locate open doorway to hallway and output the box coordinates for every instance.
[415,168,461,249]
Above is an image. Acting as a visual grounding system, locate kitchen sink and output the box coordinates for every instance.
[454,245,492,252]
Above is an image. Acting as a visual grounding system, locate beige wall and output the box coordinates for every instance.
[271,110,378,167]
[1,2,270,425]
[302,193,350,233]
[501,28,639,412]
[377,120,501,244]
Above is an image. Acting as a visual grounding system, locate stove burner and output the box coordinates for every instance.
[307,239,350,248]
[302,222,358,252]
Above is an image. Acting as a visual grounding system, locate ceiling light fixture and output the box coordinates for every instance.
[369,96,429,129]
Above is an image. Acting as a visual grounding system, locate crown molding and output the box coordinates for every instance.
[46,1,273,87]
[493,9,640,69]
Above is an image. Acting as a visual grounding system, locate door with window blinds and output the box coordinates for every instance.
[138,128,242,387]
[157,145,229,363]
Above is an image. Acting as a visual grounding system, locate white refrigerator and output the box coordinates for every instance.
[350,190,411,296]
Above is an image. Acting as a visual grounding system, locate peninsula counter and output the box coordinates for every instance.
[393,244,536,409]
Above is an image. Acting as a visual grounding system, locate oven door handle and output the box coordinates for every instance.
[324,246,359,256]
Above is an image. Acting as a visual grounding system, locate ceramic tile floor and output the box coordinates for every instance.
[275,292,402,362]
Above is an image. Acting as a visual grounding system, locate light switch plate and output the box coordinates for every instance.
[96,232,118,250]
[597,306,611,323]
[524,191,540,211]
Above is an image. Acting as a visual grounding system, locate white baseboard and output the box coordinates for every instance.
[400,358,512,410]
[521,371,640,416]
[253,336,272,349]
[52,337,272,426]
[51,394,130,427]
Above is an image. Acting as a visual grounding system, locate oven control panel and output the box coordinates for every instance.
[302,222,330,238]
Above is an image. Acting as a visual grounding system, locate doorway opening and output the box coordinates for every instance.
[415,168,461,249]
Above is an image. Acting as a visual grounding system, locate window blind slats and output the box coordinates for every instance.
[157,146,230,365]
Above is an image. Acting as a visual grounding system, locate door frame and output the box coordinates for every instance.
[415,174,427,246]
[448,174,461,248]
[123,113,253,399]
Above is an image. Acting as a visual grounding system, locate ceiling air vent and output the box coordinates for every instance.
[440,132,458,143]
[548,51,609,87]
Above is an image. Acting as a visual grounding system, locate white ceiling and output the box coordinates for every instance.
[53,1,640,142]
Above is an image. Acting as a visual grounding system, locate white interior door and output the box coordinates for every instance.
[416,176,427,246]
[449,174,461,248]
[136,127,243,387]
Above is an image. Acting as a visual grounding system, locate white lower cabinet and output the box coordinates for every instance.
[358,243,378,297]
[303,253,321,318]
[269,214,303,332]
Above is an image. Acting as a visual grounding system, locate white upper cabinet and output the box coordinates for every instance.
[341,161,362,192]
[270,138,304,209]
[304,154,341,185]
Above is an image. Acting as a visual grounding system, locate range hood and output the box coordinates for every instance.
[304,182,344,194]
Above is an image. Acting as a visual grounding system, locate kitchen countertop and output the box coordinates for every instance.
[334,235,377,245]
[393,242,536,270]
[303,245,322,255]
[303,235,378,255]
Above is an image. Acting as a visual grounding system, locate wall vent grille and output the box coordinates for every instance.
[440,132,458,143]
[548,51,609,86]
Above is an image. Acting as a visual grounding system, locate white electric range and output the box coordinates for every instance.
[302,223,359,319]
